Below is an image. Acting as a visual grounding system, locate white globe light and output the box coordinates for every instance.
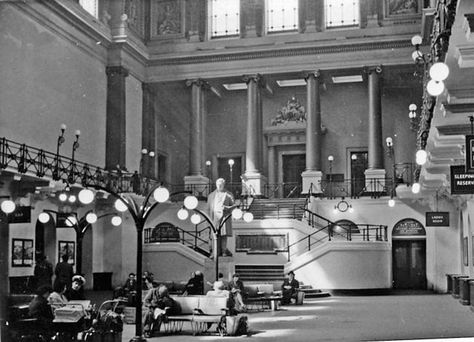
[114,199,128,212]
[409,104,417,111]
[243,212,254,223]
[59,193,67,202]
[386,137,393,146]
[153,187,170,203]
[412,182,421,194]
[232,208,243,220]
[416,150,428,166]
[388,199,395,207]
[184,196,198,210]
[68,195,77,203]
[111,216,122,226]
[85,212,97,224]
[426,80,444,96]
[66,215,77,227]
[190,213,201,225]
[328,155,334,162]
[38,212,51,224]
[1,200,15,214]
[177,208,189,221]
[411,35,422,46]
[78,189,95,204]
[429,62,449,81]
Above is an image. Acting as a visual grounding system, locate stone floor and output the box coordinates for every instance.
[121,294,474,342]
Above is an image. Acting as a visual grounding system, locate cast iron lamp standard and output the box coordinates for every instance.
[77,186,170,342]
[177,195,253,280]
[385,137,396,207]
[37,209,121,275]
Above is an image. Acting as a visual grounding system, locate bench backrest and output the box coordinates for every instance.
[199,296,228,315]
[244,284,275,297]
[171,296,200,315]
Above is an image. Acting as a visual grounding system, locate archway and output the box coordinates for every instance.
[392,218,426,289]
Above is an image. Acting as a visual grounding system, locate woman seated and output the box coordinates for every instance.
[48,280,68,312]
[65,275,86,301]
[228,274,246,312]
[143,285,180,338]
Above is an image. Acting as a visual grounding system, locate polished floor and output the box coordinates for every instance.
[121,294,474,342]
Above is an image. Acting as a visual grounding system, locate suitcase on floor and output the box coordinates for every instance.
[296,291,305,305]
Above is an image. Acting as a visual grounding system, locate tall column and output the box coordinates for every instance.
[0,212,8,342]
[302,71,323,194]
[105,66,128,170]
[267,145,277,196]
[184,79,209,196]
[242,74,267,196]
[141,83,156,179]
[365,66,386,192]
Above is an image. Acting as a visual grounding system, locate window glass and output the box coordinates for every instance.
[267,0,298,33]
[210,0,240,38]
[79,0,99,18]
[325,0,359,28]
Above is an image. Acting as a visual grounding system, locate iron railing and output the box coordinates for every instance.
[0,137,160,194]
[144,223,212,257]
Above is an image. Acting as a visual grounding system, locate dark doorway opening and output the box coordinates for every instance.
[350,151,367,197]
[282,154,305,197]
[392,239,427,289]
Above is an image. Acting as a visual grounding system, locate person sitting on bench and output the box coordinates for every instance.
[228,274,246,312]
[281,271,299,305]
[29,285,54,335]
[143,284,180,338]
[113,272,137,304]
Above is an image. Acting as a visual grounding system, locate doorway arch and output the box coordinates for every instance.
[392,218,427,289]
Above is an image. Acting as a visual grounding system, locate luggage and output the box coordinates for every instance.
[225,314,248,336]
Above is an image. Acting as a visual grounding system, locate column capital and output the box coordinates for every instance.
[303,70,322,81]
[106,66,129,77]
[242,74,264,86]
[185,78,210,88]
[365,65,383,75]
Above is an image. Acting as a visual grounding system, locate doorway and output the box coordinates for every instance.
[392,239,427,289]
[350,151,367,197]
[282,154,305,197]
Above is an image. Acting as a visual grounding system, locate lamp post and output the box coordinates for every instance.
[53,124,66,180]
[38,208,120,275]
[178,195,253,280]
[327,155,334,199]
[385,137,396,206]
[77,185,171,342]
[140,148,155,178]
[68,130,81,184]
[228,159,234,184]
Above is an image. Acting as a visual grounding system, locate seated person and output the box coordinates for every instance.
[143,285,180,338]
[206,272,228,290]
[207,281,236,315]
[183,271,204,295]
[65,275,86,301]
[48,280,68,312]
[29,285,54,333]
[114,272,137,299]
[143,276,154,291]
[281,271,299,305]
[228,274,246,312]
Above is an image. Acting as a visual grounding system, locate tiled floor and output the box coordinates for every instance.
[120,294,474,342]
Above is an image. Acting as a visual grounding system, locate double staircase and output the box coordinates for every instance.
[249,198,307,220]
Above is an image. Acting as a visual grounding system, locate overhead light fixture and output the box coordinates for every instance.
[276,79,306,87]
[223,83,247,91]
[332,75,363,84]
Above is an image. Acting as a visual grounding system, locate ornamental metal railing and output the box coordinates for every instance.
[0,137,159,194]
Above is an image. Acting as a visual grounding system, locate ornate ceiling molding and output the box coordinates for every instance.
[148,39,414,66]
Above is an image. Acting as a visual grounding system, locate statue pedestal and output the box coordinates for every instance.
[241,172,267,197]
[301,170,323,194]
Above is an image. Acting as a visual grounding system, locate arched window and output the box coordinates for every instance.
[267,0,298,33]
[331,219,360,236]
[210,0,240,38]
[325,0,359,28]
[150,222,180,243]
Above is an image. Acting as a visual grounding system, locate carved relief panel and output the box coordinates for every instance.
[151,0,184,38]
[125,0,145,37]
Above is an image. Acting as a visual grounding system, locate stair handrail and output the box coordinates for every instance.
[287,223,332,261]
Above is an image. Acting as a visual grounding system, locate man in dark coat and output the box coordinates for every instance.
[143,284,180,337]
[281,271,299,305]
[54,254,73,290]
[29,285,54,332]
[34,254,53,289]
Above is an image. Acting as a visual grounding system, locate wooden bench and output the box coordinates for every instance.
[162,295,229,336]
[244,284,283,311]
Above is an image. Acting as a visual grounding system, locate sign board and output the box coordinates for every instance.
[426,212,450,227]
[8,206,31,224]
[450,165,474,195]
[392,219,426,236]
[466,135,474,173]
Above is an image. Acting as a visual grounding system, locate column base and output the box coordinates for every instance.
[184,175,210,199]
[241,172,267,197]
[301,170,323,194]
[364,169,387,194]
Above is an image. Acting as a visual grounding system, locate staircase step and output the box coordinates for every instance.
[304,291,331,298]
